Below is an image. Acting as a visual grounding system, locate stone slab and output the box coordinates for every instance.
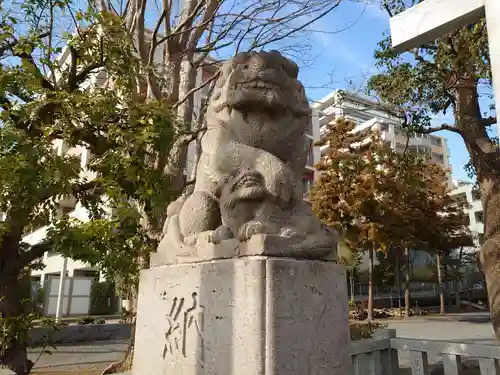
[151,233,337,267]
[132,257,351,375]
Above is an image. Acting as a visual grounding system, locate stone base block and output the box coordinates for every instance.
[132,257,351,375]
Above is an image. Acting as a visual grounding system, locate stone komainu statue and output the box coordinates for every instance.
[157,50,337,264]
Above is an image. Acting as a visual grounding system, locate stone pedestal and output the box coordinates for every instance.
[132,257,351,375]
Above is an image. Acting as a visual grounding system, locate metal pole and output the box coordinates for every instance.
[55,257,68,322]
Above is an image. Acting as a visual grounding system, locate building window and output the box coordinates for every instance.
[303,178,312,192]
[307,119,313,136]
[395,143,406,154]
[432,152,444,164]
[302,178,313,199]
[306,139,314,167]
[322,107,337,116]
[464,215,470,226]
[200,96,209,110]
[472,189,481,201]
[454,192,467,205]
[478,233,485,245]
[413,132,428,139]
[475,211,484,223]
[201,85,211,98]
[407,145,429,158]
[61,206,75,216]
[420,146,430,156]
[431,137,442,147]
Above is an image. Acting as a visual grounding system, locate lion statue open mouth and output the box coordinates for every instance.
[156,50,338,264]
[210,50,310,119]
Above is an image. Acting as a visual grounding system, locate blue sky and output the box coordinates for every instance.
[296,0,495,182]
[7,0,490,181]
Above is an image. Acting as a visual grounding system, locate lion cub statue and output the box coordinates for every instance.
[210,167,335,249]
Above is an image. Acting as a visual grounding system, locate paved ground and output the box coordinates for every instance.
[385,312,496,343]
[0,340,128,374]
[0,313,496,374]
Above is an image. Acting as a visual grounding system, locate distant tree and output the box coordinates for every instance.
[311,118,451,320]
[423,192,473,314]
[311,118,387,321]
[337,240,362,302]
[373,250,396,292]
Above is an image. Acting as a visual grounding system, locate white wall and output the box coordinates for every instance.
[450,182,484,244]
[44,276,93,317]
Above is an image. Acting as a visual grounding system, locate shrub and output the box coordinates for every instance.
[77,316,95,325]
[119,306,134,324]
[34,287,45,311]
[89,281,119,316]
[95,318,106,324]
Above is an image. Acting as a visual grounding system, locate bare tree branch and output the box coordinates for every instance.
[173,69,220,108]
[483,116,497,126]
[16,242,52,271]
[420,123,465,137]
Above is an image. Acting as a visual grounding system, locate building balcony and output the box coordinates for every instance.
[30,252,94,277]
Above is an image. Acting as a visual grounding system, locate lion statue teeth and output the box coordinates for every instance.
[156,50,338,264]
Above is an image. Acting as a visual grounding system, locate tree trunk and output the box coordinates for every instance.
[177,55,198,126]
[367,247,374,322]
[101,320,136,375]
[0,272,33,375]
[396,251,402,312]
[455,280,461,312]
[436,251,445,315]
[101,284,138,375]
[478,180,500,338]
[404,248,410,318]
[454,247,464,312]
[349,274,355,303]
[450,76,500,337]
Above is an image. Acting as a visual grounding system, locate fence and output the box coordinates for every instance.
[43,276,93,316]
[351,329,500,374]
[349,282,486,302]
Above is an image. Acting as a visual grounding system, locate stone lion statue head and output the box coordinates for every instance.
[207,50,311,132]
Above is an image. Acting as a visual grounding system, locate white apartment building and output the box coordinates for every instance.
[449,180,484,247]
[311,90,456,272]
[311,90,453,187]
[27,142,101,284]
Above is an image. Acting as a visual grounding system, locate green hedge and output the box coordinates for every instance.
[89,281,119,315]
